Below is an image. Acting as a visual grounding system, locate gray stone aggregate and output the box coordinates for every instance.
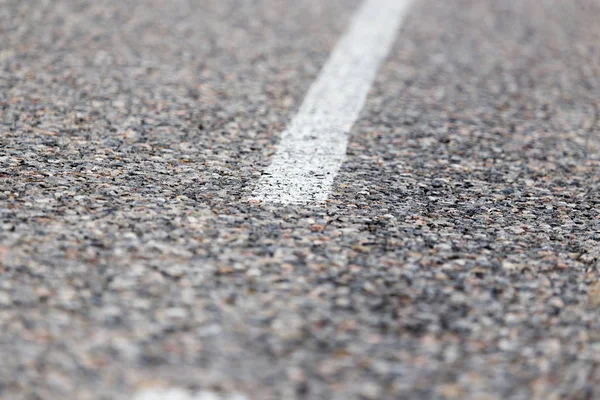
[1,0,599,399]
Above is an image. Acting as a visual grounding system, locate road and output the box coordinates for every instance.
[1,0,600,399]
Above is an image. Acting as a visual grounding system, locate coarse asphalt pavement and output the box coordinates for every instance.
[1,0,600,399]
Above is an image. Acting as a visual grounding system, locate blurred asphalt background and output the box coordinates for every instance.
[1,0,600,399]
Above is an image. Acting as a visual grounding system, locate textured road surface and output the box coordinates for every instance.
[1,0,600,399]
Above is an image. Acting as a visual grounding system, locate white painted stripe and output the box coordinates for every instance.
[132,388,248,400]
[251,0,413,204]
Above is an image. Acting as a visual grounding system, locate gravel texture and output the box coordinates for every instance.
[1,0,600,399]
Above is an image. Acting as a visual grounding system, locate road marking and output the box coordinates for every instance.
[132,388,248,400]
[251,0,413,204]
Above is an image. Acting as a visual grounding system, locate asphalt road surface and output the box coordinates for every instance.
[1,0,600,399]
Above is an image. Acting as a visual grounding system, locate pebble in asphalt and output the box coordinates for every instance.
[1,0,599,399]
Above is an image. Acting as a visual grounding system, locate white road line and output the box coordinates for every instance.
[251,0,413,204]
[132,388,248,400]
